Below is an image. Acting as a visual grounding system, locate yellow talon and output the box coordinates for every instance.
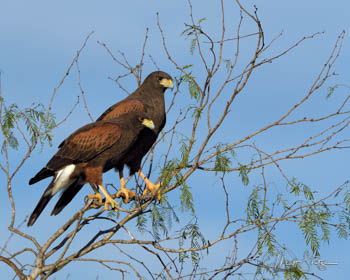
[137,170,161,201]
[143,182,161,201]
[93,184,119,212]
[87,193,103,208]
[104,195,120,211]
[87,192,102,202]
[116,186,136,204]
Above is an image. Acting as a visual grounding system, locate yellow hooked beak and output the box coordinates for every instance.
[159,78,174,89]
[141,118,155,130]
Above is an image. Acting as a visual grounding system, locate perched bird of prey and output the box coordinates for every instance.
[97,71,173,202]
[27,112,155,226]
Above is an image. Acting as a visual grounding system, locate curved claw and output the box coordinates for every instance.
[115,187,136,204]
[87,193,103,208]
[104,195,120,212]
[94,184,120,212]
[143,181,161,201]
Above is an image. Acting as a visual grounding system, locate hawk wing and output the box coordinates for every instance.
[97,99,144,121]
[51,121,122,168]
[29,122,122,185]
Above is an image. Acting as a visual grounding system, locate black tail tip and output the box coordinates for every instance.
[27,192,53,226]
[50,207,60,216]
[27,215,37,227]
[28,178,35,185]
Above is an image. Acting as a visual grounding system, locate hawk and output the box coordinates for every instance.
[27,112,155,226]
[97,71,173,202]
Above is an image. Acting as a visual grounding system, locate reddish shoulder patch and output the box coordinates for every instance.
[102,100,144,120]
[71,123,121,148]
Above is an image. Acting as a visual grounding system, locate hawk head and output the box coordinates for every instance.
[144,71,174,91]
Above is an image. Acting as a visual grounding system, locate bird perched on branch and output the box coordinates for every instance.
[97,71,174,202]
[27,112,155,226]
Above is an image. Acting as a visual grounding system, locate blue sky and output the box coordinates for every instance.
[0,0,350,279]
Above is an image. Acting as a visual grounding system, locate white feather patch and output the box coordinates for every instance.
[51,164,76,195]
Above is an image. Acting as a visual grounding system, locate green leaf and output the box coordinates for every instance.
[151,205,168,240]
[284,264,305,280]
[246,187,262,222]
[326,85,338,99]
[224,59,232,72]
[344,190,350,213]
[182,64,193,70]
[136,214,147,233]
[289,178,314,200]
[178,222,206,265]
[180,140,190,168]
[1,101,56,153]
[161,159,179,187]
[7,132,19,150]
[180,182,194,215]
[190,38,196,55]
[214,146,231,174]
[185,75,201,100]
[299,209,320,256]
[197,17,206,25]
[239,164,250,186]
[336,222,348,239]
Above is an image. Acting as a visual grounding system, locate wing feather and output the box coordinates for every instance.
[47,122,122,170]
[97,99,144,121]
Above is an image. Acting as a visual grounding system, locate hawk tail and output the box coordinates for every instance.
[27,182,54,226]
[51,180,84,216]
[29,168,54,185]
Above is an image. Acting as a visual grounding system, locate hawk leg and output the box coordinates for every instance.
[87,183,103,208]
[139,170,161,200]
[115,170,136,204]
[87,183,119,211]
[97,184,120,211]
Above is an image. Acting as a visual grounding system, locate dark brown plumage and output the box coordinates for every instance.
[97,71,173,200]
[27,112,155,226]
